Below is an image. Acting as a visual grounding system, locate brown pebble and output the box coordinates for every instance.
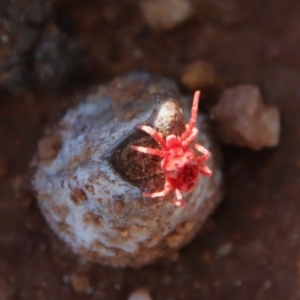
[70,274,92,295]
[181,60,221,92]
[211,84,280,150]
[166,232,184,248]
[38,133,61,161]
[140,0,193,30]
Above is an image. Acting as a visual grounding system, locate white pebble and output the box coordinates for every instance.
[128,288,152,300]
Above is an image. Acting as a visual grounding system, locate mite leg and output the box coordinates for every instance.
[171,189,185,207]
[137,125,168,150]
[193,143,211,161]
[180,91,201,142]
[131,145,164,157]
[182,127,198,146]
[143,182,172,198]
[197,163,212,177]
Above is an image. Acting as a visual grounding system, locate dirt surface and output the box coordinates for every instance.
[1,0,300,299]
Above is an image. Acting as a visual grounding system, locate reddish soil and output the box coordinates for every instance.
[1,0,300,299]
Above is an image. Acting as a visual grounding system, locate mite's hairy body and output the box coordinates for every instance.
[132,91,212,207]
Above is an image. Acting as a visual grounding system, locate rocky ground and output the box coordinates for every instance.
[1,0,300,299]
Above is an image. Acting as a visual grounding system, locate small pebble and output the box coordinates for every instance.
[140,0,193,30]
[128,288,152,300]
[37,133,62,161]
[217,242,233,257]
[211,84,280,150]
[181,60,221,92]
[166,232,184,248]
[70,274,92,295]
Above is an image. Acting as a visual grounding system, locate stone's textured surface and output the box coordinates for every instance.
[128,288,152,300]
[31,73,222,268]
[210,84,280,150]
[181,60,221,92]
[140,0,193,30]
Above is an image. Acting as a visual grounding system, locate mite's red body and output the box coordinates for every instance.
[132,91,212,207]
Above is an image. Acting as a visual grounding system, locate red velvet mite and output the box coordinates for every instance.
[132,91,212,207]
